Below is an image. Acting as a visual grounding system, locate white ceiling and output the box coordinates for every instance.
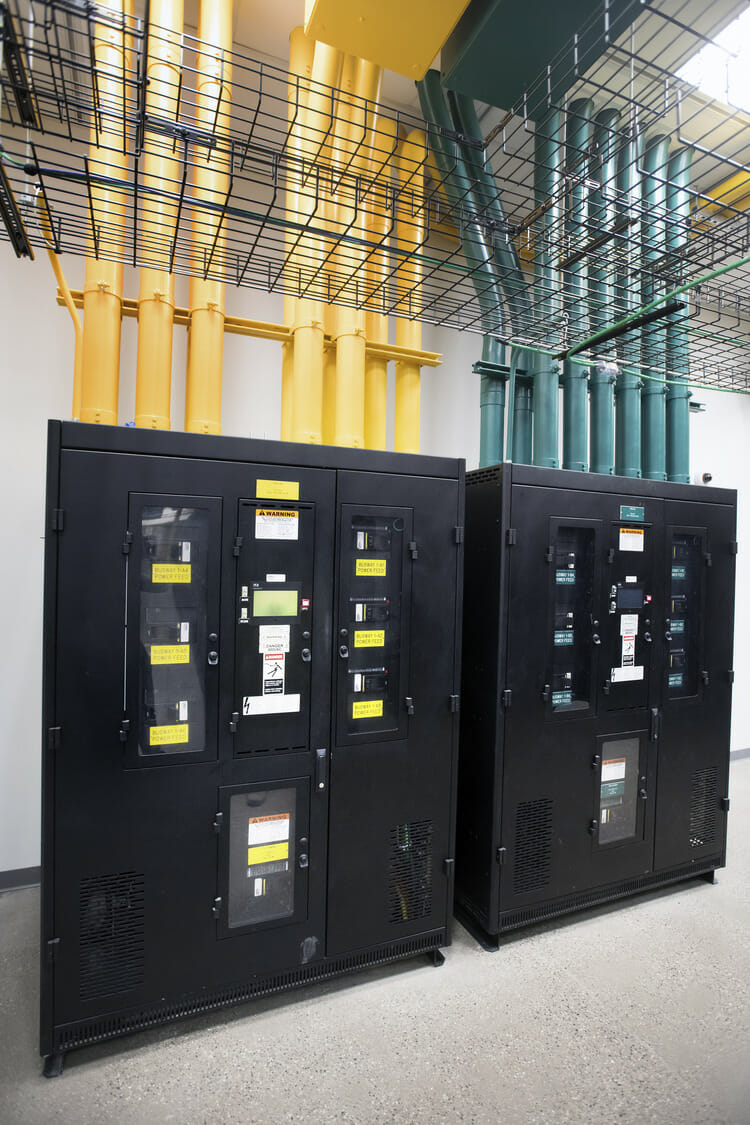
[182,0,427,112]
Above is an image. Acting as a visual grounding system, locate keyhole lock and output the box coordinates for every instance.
[339,644,349,659]
[301,648,312,662]
[207,651,219,666]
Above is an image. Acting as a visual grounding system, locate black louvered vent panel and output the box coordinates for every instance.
[388,820,433,924]
[689,768,718,848]
[79,873,145,1001]
[513,799,553,895]
[467,467,502,487]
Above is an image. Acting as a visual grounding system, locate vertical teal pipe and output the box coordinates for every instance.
[589,364,617,474]
[562,98,595,471]
[615,128,644,477]
[588,108,620,474]
[665,147,694,483]
[640,134,671,480]
[513,378,534,463]
[478,335,506,466]
[532,107,564,468]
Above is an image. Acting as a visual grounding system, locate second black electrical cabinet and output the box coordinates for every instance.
[456,464,736,945]
[41,423,464,1070]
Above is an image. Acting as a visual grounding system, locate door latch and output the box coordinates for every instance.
[315,748,327,792]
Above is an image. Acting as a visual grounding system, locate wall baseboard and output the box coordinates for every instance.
[0,866,41,892]
[731,747,750,762]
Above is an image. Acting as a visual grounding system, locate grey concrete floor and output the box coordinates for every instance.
[1,759,749,1125]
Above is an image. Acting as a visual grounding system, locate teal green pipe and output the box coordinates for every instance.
[513,378,534,464]
[589,364,616,473]
[477,335,507,465]
[665,147,694,483]
[640,134,671,480]
[615,129,644,477]
[562,98,595,471]
[587,108,620,473]
[532,107,564,469]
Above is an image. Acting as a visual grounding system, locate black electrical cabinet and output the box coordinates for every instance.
[41,422,464,1070]
[456,464,736,946]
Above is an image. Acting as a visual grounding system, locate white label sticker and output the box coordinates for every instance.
[254,878,264,897]
[258,624,290,654]
[181,541,191,562]
[611,665,645,683]
[241,586,249,600]
[355,603,364,622]
[248,814,290,846]
[619,528,645,552]
[180,621,190,642]
[620,614,639,636]
[262,652,285,695]
[621,635,636,666]
[625,575,637,583]
[354,673,363,693]
[255,509,299,541]
[602,759,627,782]
[240,607,248,621]
[357,532,365,550]
[266,573,286,583]
[242,694,301,716]
[178,699,188,721]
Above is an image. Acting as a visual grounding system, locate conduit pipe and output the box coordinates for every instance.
[562,99,594,471]
[588,108,620,474]
[364,115,398,450]
[614,127,644,477]
[135,0,183,430]
[290,40,342,444]
[532,107,564,469]
[332,57,381,448]
[665,147,694,484]
[38,196,84,419]
[394,128,427,454]
[513,378,534,464]
[80,0,128,425]
[185,0,233,434]
[640,134,671,480]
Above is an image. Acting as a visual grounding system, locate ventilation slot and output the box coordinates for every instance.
[79,872,145,1001]
[467,467,503,487]
[388,820,433,924]
[237,744,306,756]
[689,768,718,848]
[513,798,553,895]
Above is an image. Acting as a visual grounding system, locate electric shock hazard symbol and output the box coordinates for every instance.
[262,652,285,695]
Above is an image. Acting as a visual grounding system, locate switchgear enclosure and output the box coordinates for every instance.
[456,464,736,945]
[41,423,463,1069]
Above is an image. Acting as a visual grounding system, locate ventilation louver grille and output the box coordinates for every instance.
[689,768,718,848]
[79,872,145,1001]
[513,799,553,895]
[388,820,433,924]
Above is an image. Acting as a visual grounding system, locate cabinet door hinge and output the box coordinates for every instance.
[119,718,130,743]
[449,694,460,713]
[122,530,133,555]
[501,688,512,709]
[47,726,61,751]
[404,696,415,716]
[704,551,712,568]
[496,846,507,865]
[544,545,554,563]
[506,528,517,546]
[730,541,738,556]
[454,526,464,544]
[720,797,730,813]
[443,857,455,877]
[408,540,418,560]
[728,669,735,684]
[212,897,222,919]
[229,711,239,734]
[51,509,65,532]
[232,536,243,557]
[46,937,60,964]
[212,811,224,834]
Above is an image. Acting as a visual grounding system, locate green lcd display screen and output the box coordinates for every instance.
[253,589,298,617]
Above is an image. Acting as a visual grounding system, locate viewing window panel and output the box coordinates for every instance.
[598,736,642,845]
[549,525,596,713]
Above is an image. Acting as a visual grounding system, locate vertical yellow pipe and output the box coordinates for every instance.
[185,0,233,434]
[282,27,315,440]
[364,115,397,449]
[290,41,342,444]
[135,0,183,429]
[80,0,128,425]
[322,303,337,444]
[332,58,382,448]
[394,129,426,454]
[37,196,84,419]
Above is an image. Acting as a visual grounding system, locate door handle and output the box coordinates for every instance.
[643,632,653,644]
[639,787,648,800]
[664,631,673,642]
[592,633,601,646]
[301,648,312,662]
[207,650,219,665]
[315,747,328,792]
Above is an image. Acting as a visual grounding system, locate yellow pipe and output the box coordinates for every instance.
[322,303,337,444]
[699,169,750,219]
[135,0,184,430]
[290,40,342,444]
[38,197,84,419]
[364,114,398,449]
[331,58,382,448]
[80,0,128,425]
[282,28,316,440]
[394,128,427,453]
[185,0,233,435]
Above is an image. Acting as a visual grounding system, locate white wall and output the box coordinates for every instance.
[0,239,748,873]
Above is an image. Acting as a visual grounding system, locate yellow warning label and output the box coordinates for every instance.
[247,841,289,866]
[149,723,189,746]
[256,479,300,501]
[356,559,387,577]
[354,629,385,648]
[152,564,192,583]
[150,644,190,665]
[352,699,384,719]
